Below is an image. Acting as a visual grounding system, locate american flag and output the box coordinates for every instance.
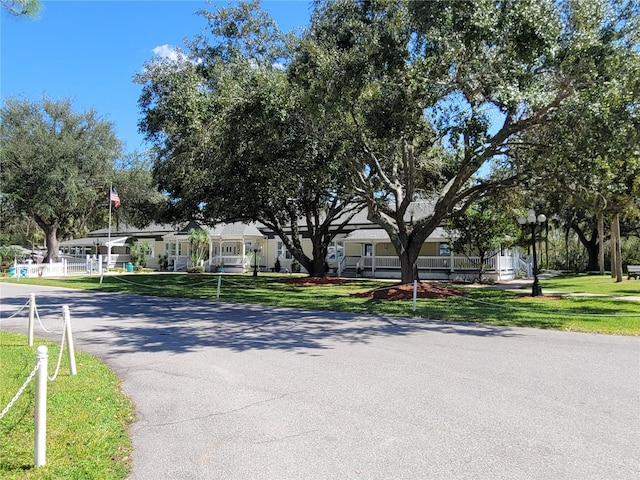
[110,188,121,208]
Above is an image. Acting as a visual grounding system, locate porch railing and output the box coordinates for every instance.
[357,255,516,273]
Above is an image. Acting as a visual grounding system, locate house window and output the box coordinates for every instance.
[165,243,176,256]
[439,243,450,256]
[139,242,154,258]
[327,241,344,261]
[277,241,292,260]
[222,245,237,255]
[364,244,373,257]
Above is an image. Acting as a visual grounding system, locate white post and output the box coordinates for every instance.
[450,249,455,273]
[413,280,417,312]
[28,293,36,346]
[371,242,376,278]
[216,275,222,300]
[62,306,77,376]
[35,345,48,467]
[174,239,178,271]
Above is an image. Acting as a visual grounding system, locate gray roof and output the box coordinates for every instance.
[89,223,178,236]
[344,226,449,242]
[164,221,264,240]
[61,236,129,247]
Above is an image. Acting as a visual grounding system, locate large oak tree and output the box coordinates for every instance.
[0,97,122,261]
[136,1,361,276]
[291,0,636,282]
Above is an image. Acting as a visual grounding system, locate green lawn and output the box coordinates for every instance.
[540,272,640,296]
[2,273,639,335]
[0,331,134,479]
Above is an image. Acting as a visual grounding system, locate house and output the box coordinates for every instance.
[60,206,521,280]
[60,223,173,270]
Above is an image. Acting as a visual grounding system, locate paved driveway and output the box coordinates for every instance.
[1,283,638,479]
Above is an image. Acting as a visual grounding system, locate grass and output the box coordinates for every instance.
[2,272,639,335]
[0,331,134,479]
[540,272,640,296]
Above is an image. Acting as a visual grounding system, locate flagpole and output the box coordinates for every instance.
[107,183,112,270]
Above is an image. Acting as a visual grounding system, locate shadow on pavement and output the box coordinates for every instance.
[1,289,521,357]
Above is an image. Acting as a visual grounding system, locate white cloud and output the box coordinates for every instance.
[152,44,186,62]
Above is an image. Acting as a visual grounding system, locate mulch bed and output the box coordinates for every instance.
[354,281,465,300]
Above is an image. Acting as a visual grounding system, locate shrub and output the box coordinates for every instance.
[274,258,281,273]
[291,259,301,273]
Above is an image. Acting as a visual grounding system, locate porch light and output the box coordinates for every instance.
[252,245,261,277]
[517,210,547,297]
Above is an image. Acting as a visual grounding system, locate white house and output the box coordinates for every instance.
[60,205,522,280]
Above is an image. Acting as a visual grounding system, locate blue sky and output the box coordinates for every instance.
[1,0,313,153]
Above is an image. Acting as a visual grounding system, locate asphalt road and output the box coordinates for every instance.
[1,282,638,479]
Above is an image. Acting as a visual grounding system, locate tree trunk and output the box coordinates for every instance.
[43,225,59,263]
[33,216,59,263]
[544,222,549,270]
[564,227,570,270]
[598,212,605,275]
[309,255,328,277]
[613,214,623,282]
[398,247,420,284]
[571,223,599,271]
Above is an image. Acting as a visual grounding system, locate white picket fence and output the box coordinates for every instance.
[10,256,103,278]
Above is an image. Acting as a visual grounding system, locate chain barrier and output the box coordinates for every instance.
[0,360,41,421]
[34,302,64,333]
[0,298,30,320]
[47,316,67,382]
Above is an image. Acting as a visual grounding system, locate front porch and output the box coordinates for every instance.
[163,221,266,273]
[337,253,518,281]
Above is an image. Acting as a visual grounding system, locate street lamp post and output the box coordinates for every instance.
[518,210,546,297]
[252,245,261,277]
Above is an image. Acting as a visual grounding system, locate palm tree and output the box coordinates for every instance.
[188,228,209,268]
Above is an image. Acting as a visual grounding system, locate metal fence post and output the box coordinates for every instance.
[35,345,48,467]
[413,280,417,312]
[28,293,35,346]
[62,306,77,376]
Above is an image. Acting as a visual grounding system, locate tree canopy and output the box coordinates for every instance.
[135,0,638,280]
[285,0,638,282]
[136,0,362,276]
[0,97,122,261]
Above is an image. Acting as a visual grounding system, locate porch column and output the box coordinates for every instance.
[174,238,178,272]
[242,241,247,269]
[208,238,213,272]
[372,242,376,277]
